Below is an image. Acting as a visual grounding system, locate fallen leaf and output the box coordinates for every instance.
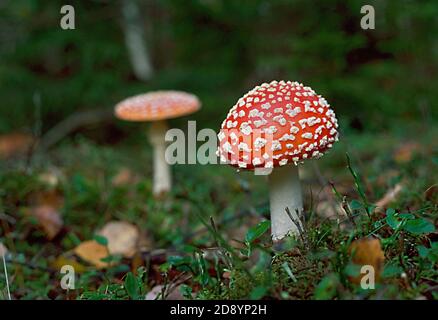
[111,168,137,187]
[375,183,403,209]
[97,221,140,258]
[74,240,110,269]
[348,238,385,284]
[26,205,63,240]
[0,133,34,159]
[51,255,87,273]
[394,142,421,164]
[30,189,64,209]
[131,252,144,273]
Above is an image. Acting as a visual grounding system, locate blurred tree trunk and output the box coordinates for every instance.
[121,0,154,81]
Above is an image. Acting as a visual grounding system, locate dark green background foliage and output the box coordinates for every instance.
[0,0,436,134]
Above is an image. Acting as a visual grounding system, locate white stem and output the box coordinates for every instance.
[149,121,171,196]
[269,165,303,241]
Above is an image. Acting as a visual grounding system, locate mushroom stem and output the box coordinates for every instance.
[149,120,171,196]
[269,165,303,241]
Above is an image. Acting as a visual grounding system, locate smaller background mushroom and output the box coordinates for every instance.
[115,91,201,196]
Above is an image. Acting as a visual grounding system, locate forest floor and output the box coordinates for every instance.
[0,122,437,300]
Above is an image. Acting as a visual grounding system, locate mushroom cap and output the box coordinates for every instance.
[217,80,339,170]
[115,90,201,122]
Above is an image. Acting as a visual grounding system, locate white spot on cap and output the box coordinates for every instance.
[298,119,307,129]
[253,120,264,128]
[279,159,288,166]
[263,126,277,134]
[271,140,282,151]
[273,115,287,126]
[238,161,247,168]
[290,125,300,134]
[238,142,251,152]
[302,132,313,139]
[240,123,252,135]
[222,142,234,154]
[279,133,295,141]
[254,137,267,149]
[249,109,260,118]
[252,158,262,166]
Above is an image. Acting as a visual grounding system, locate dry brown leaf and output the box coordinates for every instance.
[97,221,140,258]
[26,205,63,240]
[111,168,137,187]
[51,256,87,273]
[74,240,110,269]
[375,183,403,209]
[0,133,34,159]
[394,142,421,164]
[30,189,64,209]
[348,238,385,284]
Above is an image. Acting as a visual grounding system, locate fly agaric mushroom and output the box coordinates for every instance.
[115,91,201,196]
[217,80,339,241]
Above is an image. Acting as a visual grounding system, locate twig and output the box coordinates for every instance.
[0,212,16,225]
[285,207,310,250]
[1,252,11,300]
[39,108,114,150]
[341,196,357,227]
[313,163,341,224]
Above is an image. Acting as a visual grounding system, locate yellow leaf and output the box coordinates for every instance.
[348,238,385,284]
[51,256,87,273]
[74,240,110,269]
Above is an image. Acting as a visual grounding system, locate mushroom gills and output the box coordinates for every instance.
[268,164,303,241]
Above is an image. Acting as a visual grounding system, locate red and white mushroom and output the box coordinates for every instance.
[217,80,339,241]
[115,91,201,196]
